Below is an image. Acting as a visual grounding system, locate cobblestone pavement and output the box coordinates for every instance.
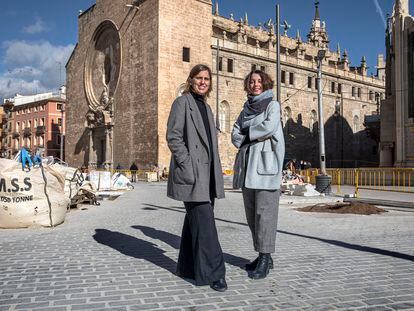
[1,182,414,311]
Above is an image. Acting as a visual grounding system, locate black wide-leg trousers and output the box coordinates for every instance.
[176,200,226,286]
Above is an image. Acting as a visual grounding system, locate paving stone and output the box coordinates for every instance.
[0,183,413,311]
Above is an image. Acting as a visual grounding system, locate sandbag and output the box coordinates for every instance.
[111,172,133,190]
[51,164,84,200]
[0,158,69,228]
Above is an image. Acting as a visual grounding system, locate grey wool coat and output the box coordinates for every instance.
[232,91,285,190]
[166,93,225,202]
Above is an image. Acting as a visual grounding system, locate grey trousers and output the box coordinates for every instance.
[242,188,280,253]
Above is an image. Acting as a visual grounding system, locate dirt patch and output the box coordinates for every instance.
[296,202,387,215]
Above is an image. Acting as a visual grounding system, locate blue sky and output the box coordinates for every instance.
[0,0,405,101]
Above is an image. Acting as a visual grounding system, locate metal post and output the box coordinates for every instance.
[276,4,281,103]
[60,104,65,164]
[316,56,326,175]
[216,38,220,130]
[315,50,332,194]
[341,91,344,168]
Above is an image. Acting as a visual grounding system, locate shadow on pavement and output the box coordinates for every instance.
[93,228,193,284]
[278,230,414,262]
[142,203,248,227]
[132,225,250,269]
[142,203,414,263]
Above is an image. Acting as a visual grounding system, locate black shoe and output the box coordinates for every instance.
[245,255,274,271]
[250,253,272,280]
[210,278,227,292]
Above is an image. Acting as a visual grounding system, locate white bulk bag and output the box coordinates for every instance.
[0,158,69,228]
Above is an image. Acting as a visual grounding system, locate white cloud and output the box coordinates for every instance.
[22,17,48,34]
[0,40,74,100]
[373,0,387,29]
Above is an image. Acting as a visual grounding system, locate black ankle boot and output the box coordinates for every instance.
[245,255,274,271]
[250,253,272,279]
[210,278,227,292]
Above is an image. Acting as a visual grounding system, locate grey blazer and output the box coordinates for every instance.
[166,93,225,202]
[232,100,285,190]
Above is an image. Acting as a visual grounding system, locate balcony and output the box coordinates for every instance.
[12,132,20,138]
[36,126,46,135]
[23,127,32,137]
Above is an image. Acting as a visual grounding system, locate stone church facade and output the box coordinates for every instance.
[380,0,414,167]
[66,0,385,170]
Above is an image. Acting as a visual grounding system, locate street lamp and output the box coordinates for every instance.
[60,104,65,164]
[315,49,332,194]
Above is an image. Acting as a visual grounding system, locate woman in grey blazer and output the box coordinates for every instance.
[232,70,285,280]
[166,64,227,292]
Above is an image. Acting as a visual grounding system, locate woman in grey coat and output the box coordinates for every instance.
[166,64,227,292]
[232,70,285,279]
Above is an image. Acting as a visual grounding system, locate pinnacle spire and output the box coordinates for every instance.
[337,43,341,55]
[244,12,248,25]
[214,1,219,16]
[314,1,320,20]
[296,29,301,42]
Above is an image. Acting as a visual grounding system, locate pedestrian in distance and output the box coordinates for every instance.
[166,64,227,292]
[231,70,285,279]
[129,162,138,183]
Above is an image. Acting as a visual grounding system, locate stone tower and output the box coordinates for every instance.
[66,0,212,169]
[307,1,329,48]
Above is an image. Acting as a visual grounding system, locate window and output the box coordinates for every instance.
[58,118,62,126]
[308,76,312,89]
[218,101,230,133]
[16,122,20,131]
[283,106,292,124]
[28,120,31,128]
[310,110,317,133]
[57,104,62,111]
[281,71,286,84]
[331,82,336,93]
[283,106,292,134]
[338,83,342,94]
[251,64,256,71]
[375,92,380,102]
[227,59,234,73]
[289,72,294,85]
[353,115,360,133]
[182,47,190,62]
[369,90,374,101]
[260,65,266,72]
[218,57,223,71]
[34,119,38,127]
[34,106,38,112]
[357,88,361,98]
[352,86,356,97]
[314,77,318,90]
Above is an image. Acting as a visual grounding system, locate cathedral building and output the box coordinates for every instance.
[380,0,414,167]
[66,0,385,170]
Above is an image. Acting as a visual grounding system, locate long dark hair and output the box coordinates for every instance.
[183,64,213,97]
[244,70,274,94]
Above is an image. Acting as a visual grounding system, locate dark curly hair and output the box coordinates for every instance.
[243,70,274,94]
